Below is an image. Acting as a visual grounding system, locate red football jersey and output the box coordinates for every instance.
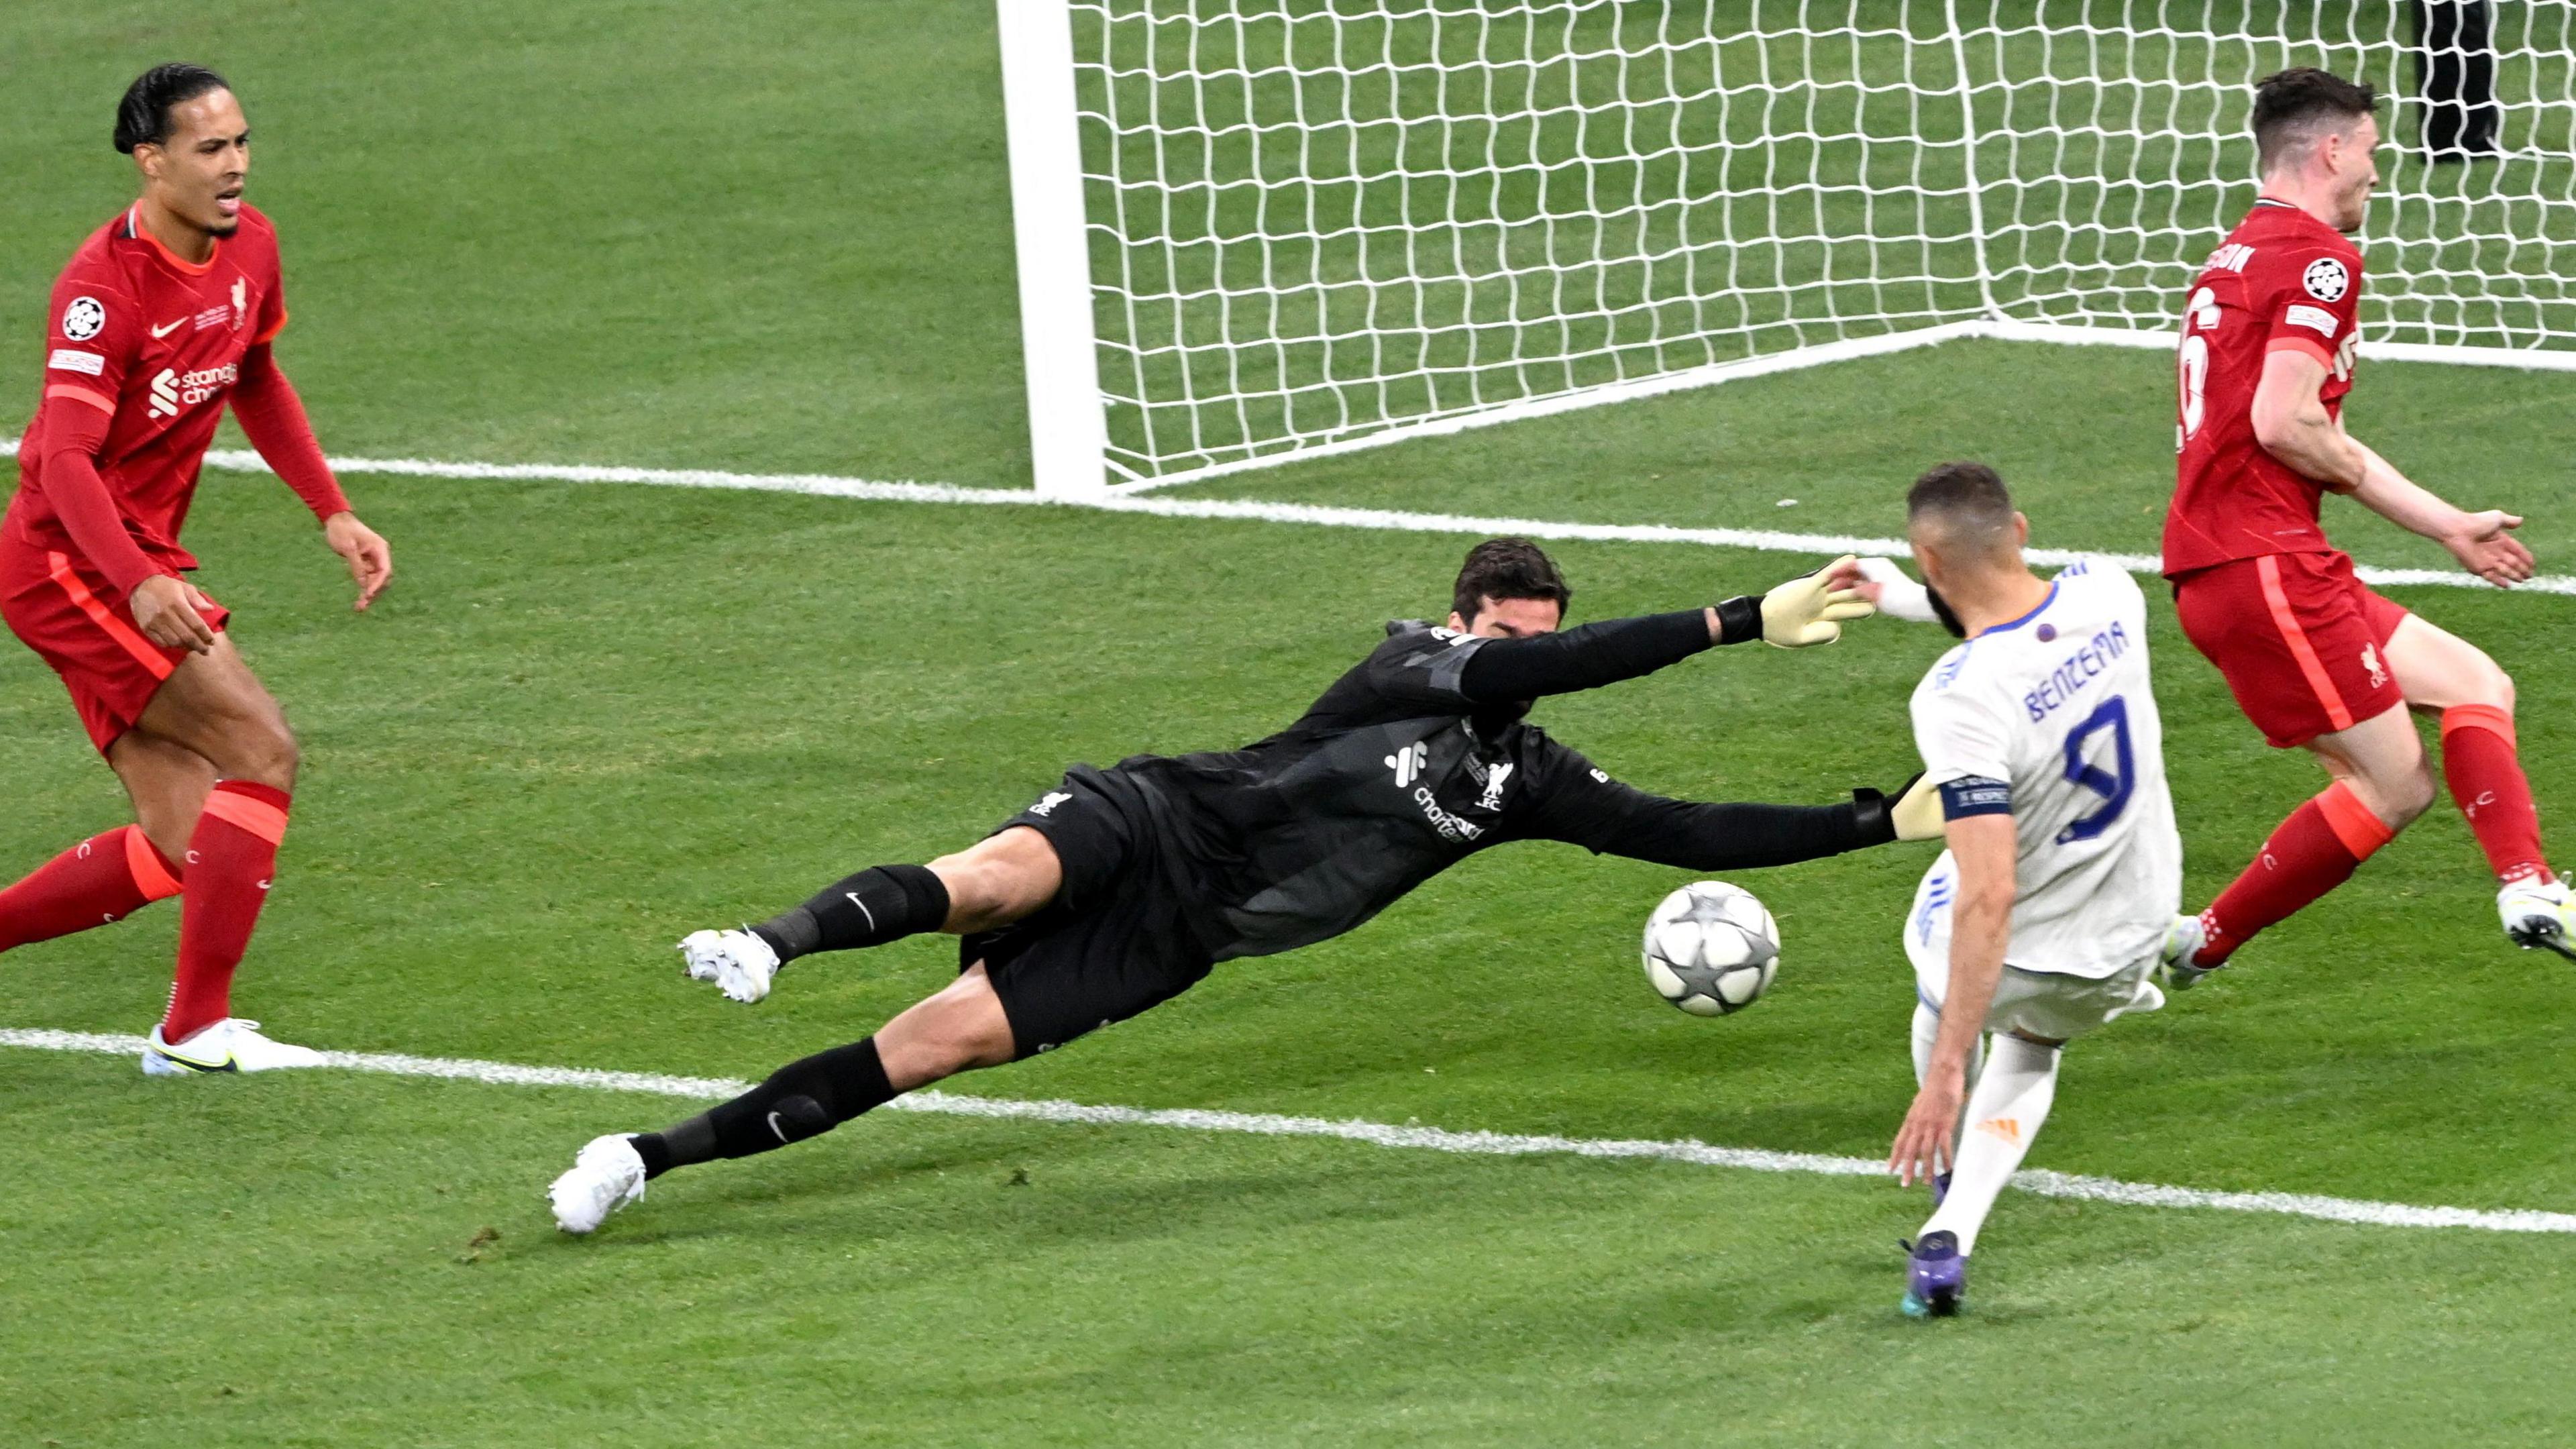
[5,202,290,575]
[2163,200,2364,576]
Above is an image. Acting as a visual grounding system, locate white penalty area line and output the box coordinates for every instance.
[6,1026,2571,1236]
[1,436,2565,597]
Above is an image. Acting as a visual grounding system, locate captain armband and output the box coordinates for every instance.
[1938,777,2012,820]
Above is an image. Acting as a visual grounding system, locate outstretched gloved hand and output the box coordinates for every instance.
[1760,554,1877,647]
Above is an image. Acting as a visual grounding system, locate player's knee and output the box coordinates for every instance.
[2344,761,2434,828]
[2387,767,2438,824]
[2434,641,2515,712]
[928,843,1056,932]
[879,1030,991,1088]
[2481,665,2516,714]
[225,718,299,789]
[922,1010,1015,1077]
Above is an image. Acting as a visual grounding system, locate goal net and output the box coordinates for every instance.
[998,0,2576,496]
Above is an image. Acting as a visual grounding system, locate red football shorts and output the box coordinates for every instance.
[0,533,229,756]
[2172,549,2408,749]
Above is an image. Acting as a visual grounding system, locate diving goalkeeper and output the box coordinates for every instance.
[550,539,1937,1232]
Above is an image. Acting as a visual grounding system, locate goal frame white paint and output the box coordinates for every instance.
[998,0,2576,500]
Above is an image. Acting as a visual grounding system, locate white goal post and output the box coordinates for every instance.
[997,0,2576,498]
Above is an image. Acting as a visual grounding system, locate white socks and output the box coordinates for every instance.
[1919,1032,2060,1256]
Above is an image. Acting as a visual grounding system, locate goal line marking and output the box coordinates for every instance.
[6,1026,2570,1236]
[0,437,2565,597]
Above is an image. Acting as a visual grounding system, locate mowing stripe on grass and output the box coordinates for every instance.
[8,1026,2571,1235]
[0,437,2564,596]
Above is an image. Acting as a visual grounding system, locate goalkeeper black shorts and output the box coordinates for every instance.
[963,765,1216,1059]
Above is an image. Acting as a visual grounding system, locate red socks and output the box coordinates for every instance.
[161,781,292,1044]
[2200,782,2394,966]
[2441,705,2552,885]
[5,783,300,1044]
[0,825,182,952]
[2201,709,2553,966]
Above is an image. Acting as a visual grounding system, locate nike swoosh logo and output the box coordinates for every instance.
[150,319,186,338]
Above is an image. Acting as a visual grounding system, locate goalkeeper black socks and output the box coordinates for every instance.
[749,863,951,961]
[633,1037,897,1178]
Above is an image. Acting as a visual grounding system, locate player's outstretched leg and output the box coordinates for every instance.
[2186,705,2430,972]
[553,961,1018,1232]
[679,865,950,1003]
[1901,1034,2060,1319]
[0,729,207,955]
[678,827,1065,1002]
[2383,616,2576,959]
[0,826,182,953]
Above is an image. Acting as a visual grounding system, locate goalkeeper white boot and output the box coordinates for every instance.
[549,1134,648,1234]
[2498,874,2576,961]
[678,927,780,1004]
[141,1018,326,1076]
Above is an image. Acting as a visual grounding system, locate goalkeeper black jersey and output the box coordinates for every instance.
[1085,618,1888,963]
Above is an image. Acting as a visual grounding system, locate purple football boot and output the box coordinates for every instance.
[1901,1230,1966,1318]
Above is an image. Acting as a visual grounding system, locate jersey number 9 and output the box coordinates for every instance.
[2057,695,2135,844]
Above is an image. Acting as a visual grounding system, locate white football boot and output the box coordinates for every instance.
[2158,913,2220,991]
[549,1134,648,1234]
[2498,874,2576,961]
[678,927,780,1004]
[141,1018,326,1076]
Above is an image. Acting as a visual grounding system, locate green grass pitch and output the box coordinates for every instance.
[6,3,2576,1445]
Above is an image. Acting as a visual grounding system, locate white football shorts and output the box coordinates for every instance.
[1906,934,2164,1042]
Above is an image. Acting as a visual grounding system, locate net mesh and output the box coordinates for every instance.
[1069,1,2576,483]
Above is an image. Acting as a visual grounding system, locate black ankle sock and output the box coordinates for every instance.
[632,1038,896,1178]
[749,865,950,962]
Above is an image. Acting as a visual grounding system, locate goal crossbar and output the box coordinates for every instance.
[999,0,2576,498]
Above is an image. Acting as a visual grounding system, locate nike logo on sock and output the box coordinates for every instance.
[767,1110,793,1144]
[845,894,878,932]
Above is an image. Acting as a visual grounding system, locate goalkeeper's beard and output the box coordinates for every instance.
[1925,584,1969,639]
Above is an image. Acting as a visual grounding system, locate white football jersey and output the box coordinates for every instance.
[1907,559,2182,977]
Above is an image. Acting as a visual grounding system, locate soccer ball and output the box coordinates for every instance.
[1640,881,1780,1016]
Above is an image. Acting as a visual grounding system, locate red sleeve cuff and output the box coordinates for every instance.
[2265,335,2335,369]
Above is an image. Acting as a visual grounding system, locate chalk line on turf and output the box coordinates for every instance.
[0,436,2565,596]
[5,1026,2571,1236]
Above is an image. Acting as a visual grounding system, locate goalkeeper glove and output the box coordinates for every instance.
[1851,773,1943,845]
[1757,554,1876,647]
[1890,772,1943,841]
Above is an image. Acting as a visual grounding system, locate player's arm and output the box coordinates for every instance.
[2249,311,2532,586]
[231,342,392,610]
[1850,557,1939,623]
[1446,557,1878,702]
[2343,434,2532,587]
[36,285,217,652]
[34,398,219,653]
[1888,806,2016,1187]
[2248,346,2369,491]
[1513,749,1938,869]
